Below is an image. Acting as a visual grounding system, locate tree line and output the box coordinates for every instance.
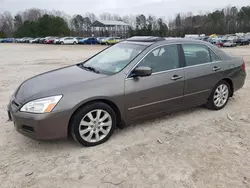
[0,5,250,38]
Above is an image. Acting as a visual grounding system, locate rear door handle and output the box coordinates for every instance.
[213,66,221,71]
[171,75,183,81]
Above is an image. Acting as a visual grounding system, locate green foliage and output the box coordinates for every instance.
[15,14,70,37]
[132,15,168,37]
[2,5,250,38]
[131,5,250,37]
[0,30,6,38]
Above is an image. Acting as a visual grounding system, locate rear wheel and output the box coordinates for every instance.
[70,102,116,147]
[206,80,230,110]
[61,42,64,45]
[73,41,76,45]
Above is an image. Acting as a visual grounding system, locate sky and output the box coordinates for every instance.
[1,0,249,18]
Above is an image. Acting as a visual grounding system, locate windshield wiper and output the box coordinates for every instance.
[81,65,100,74]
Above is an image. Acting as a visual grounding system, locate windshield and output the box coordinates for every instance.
[82,43,147,75]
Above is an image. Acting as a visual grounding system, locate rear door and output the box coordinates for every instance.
[64,37,69,44]
[182,43,223,106]
[68,37,74,44]
[125,44,185,120]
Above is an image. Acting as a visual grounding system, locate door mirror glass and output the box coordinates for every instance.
[132,66,152,77]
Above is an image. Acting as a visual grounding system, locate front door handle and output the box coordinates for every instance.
[213,66,221,71]
[171,75,183,81]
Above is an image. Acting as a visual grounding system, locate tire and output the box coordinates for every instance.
[61,42,64,45]
[70,102,116,147]
[206,80,231,110]
[73,41,76,45]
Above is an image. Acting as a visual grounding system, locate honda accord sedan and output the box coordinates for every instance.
[8,36,246,147]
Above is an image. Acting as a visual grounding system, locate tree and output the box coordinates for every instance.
[1,5,250,38]
[175,13,181,36]
[83,17,92,36]
[157,18,168,37]
[14,14,23,30]
[113,14,122,21]
[1,12,14,37]
[15,14,70,37]
[21,8,43,22]
[147,16,154,35]
[71,14,84,35]
[237,6,250,33]
[135,14,147,35]
[85,12,97,23]
[99,12,112,20]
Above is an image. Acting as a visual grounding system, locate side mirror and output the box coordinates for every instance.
[132,66,152,77]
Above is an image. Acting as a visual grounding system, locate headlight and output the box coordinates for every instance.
[20,95,62,113]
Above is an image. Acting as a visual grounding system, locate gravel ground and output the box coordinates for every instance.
[0,44,250,188]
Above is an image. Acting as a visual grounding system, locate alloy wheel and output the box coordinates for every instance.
[78,109,112,143]
[213,84,229,108]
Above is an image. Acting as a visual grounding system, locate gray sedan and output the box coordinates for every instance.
[8,36,246,147]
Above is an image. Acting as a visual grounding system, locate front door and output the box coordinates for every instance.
[124,44,185,120]
[181,43,223,106]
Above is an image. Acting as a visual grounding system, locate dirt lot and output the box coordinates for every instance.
[0,44,250,188]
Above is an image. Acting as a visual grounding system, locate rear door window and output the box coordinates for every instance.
[209,49,221,61]
[182,44,212,66]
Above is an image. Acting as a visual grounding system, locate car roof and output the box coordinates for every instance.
[126,36,165,42]
[124,36,213,46]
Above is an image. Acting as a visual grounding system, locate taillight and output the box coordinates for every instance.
[242,60,246,71]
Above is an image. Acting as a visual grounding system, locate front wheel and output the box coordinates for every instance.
[206,80,230,110]
[70,102,116,147]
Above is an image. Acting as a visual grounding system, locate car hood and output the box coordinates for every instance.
[15,65,107,104]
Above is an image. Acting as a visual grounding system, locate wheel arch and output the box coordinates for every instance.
[68,99,123,135]
[221,78,234,97]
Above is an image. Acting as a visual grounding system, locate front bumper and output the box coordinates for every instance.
[8,101,70,140]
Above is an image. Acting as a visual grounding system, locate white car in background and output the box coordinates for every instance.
[59,37,78,45]
[53,38,61,44]
[223,40,237,47]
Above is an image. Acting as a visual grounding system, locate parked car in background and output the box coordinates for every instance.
[199,36,209,41]
[100,37,110,45]
[1,38,14,43]
[24,37,33,43]
[19,37,31,43]
[29,38,41,43]
[44,37,58,44]
[13,38,21,43]
[97,37,106,44]
[105,37,121,45]
[53,38,61,44]
[59,37,78,44]
[7,36,246,147]
[235,38,250,46]
[223,40,237,47]
[78,37,98,44]
[39,37,52,44]
[74,37,84,44]
[215,39,226,47]
[39,38,45,44]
